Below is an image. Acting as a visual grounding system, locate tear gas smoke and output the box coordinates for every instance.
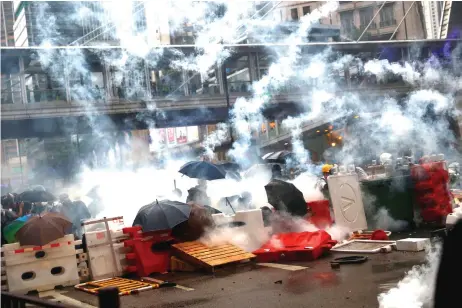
[25,1,461,274]
[378,242,442,308]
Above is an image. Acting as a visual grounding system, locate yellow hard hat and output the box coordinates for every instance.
[322,164,333,173]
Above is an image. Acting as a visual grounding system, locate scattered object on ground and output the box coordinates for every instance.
[170,256,197,272]
[330,256,368,269]
[133,200,191,232]
[265,179,307,217]
[15,212,72,246]
[253,231,336,262]
[328,173,368,231]
[75,277,176,296]
[395,238,430,252]
[370,230,389,240]
[431,228,447,238]
[172,203,214,241]
[258,263,308,271]
[348,230,392,241]
[274,280,283,284]
[172,241,256,273]
[331,240,396,254]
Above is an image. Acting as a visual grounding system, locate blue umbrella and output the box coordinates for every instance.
[179,161,228,181]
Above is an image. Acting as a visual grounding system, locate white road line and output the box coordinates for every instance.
[141,277,194,292]
[258,263,309,271]
[39,290,97,308]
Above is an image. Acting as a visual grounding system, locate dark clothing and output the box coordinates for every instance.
[60,201,91,238]
[186,186,211,206]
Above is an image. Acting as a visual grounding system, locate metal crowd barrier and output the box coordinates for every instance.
[1,286,120,308]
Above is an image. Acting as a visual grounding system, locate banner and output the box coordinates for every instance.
[176,127,187,144]
[167,128,175,144]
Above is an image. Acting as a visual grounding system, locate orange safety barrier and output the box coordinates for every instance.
[122,227,174,277]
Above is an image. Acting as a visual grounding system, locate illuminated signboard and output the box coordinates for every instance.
[176,127,187,144]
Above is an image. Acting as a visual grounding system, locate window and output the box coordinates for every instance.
[302,6,311,16]
[359,7,374,29]
[380,4,396,27]
[340,11,354,35]
[291,8,299,21]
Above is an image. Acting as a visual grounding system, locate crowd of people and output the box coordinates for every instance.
[1,188,91,245]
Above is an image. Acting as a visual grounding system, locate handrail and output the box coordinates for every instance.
[1,291,72,308]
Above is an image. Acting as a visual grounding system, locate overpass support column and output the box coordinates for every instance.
[18,57,27,105]
[216,64,225,94]
[248,52,258,84]
[103,62,113,100]
[144,61,152,99]
[182,70,190,96]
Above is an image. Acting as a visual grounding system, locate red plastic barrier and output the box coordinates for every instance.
[253,231,336,263]
[411,161,452,223]
[123,226,174,277]
[307,200,332,229]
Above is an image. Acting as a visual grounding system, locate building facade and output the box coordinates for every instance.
[1,1,15,46]
[273,1,427,41]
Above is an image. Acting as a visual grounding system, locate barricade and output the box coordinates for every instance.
[307,200,332,229]
[253,231,336,263]
[411,161,452,223]
[2,234,80,294]
[82,216,129,281]
[123,226,173,277]
[212,209,267,246]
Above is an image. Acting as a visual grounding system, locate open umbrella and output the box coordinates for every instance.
[15,212,72,246]
[262,151,294,163]
[265,179,307,217]
[19,189,56,203]
[179,161,228,181]
[132,200,191,232]
[3,214,32,244]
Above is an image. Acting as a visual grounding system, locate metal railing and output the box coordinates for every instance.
[2,286,119,308]
[1,291,72,308]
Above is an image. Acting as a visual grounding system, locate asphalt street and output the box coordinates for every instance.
[56,248,426,308]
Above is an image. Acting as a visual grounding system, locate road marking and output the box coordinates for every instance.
[39,290,97,308]
[258,263,309,271]
[141,277,194,292]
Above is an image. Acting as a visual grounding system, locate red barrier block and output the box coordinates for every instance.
[122,227,174,277]
[253,231,336,263]
[307,200,332,229]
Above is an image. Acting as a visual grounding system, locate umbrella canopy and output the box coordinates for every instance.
[133,200,192,232]
[15,213,72,246]
[3,214,32,244]
[179,161,228,181]
[265,179,307,217]
[19,189,56,203]
[172,203,215,242]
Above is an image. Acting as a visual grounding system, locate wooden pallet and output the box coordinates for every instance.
[172,241,256,273]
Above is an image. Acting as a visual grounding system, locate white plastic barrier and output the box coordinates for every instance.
[83,216,129,280]
[212,209,267,248]
[327,173,368,231]
[2,234,80,294]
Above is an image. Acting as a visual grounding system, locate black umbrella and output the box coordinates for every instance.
[19,189,56,203]
[132,200,192,232]
[265,179,307,217]
[179,161,228,181]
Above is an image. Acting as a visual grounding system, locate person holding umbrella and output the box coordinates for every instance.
[58,194,91,239]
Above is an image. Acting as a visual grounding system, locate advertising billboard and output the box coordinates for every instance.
[186,126,199,142]
[176,127,187,144]
[167,128,175,144]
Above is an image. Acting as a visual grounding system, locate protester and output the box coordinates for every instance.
[186,180,211,206]
[59,194,91,239]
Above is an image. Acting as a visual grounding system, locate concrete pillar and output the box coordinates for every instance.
[18,56,27,105]
[216,64,225,94]
[182,70,190,96]
[144,61,152,99]
[248,52,258,83]
[103,63,113,99]
[64,62,71,102]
